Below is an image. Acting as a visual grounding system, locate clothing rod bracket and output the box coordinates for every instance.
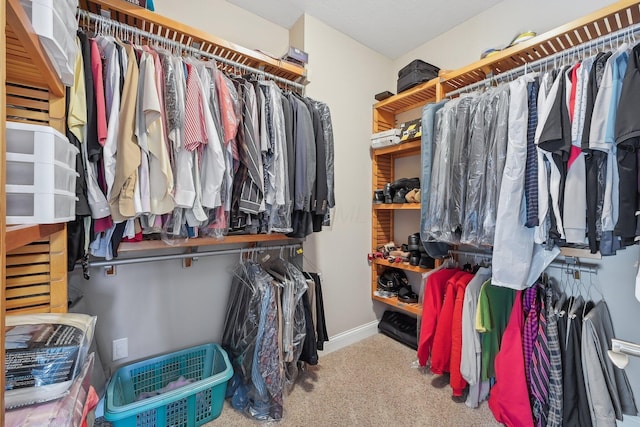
[183,247,199,269]
[104,265,117,277]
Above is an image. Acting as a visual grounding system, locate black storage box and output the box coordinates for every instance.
[397,60,440,93]
[378,310,417,349]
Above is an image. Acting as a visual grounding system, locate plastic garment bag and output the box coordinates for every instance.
[420,101,448,247]
[493,75,561,290]
[445,95,478,244]
[480,85,510,246]
[461,89,495,245]
[223,261,285,421]
[425,99,460,242]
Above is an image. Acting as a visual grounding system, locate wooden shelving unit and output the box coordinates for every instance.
[371,82,438,317]
[370,0,640,317]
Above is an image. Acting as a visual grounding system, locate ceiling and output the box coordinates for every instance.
[227,0,503,59]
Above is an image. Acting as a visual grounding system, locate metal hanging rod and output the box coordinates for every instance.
[448,21,640,97]
[87,242,302,268]
[76,9,306,93]
[447,249,598,275]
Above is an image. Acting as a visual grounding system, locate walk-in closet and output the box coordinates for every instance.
[2,0,639,426]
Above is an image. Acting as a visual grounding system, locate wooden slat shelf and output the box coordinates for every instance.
[6,0,64,96]
[372,139,421,157]
[373,258,433,274]
[6,224,64,253]
[117,233,297,253]
[374,78,439,115]
[372,294,422,316]
[79,0,306,84]
[441,0,640,92]
[373,204,420,210]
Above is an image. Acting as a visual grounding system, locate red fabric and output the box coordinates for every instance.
[183,63,208,153]
[568,63,581,123]
[90,39,107,146]
[488,291,534,427]
[449,274,472,396]
[82,386,99,427]
[417,268,460,367]
[430,272,472,374]
[567,145,582,170]
[121,231,143,242]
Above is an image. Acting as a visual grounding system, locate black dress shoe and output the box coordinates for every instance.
[408,232,421,251]
[383,183,394,204]
[419,254,435,269]
[398,286,418,303]
[373,190,385,204]
[392,188,408,203]
[409,251,421,266]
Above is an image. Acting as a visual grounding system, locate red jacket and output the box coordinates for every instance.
[417,268,460,367]
[449,273,473,396]
[430,272,473,375]
[488,290,534,427]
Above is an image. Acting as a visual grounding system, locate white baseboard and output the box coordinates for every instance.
[320,320,379,355]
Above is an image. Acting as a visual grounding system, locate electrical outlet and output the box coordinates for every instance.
[112,338,128,361]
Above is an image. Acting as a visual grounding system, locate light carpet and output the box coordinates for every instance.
[206,333,500,426]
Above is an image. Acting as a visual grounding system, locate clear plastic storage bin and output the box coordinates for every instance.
[18,0,78,85]
[7,156,78,194]
[6,122,78,169]
[6,188,76,224]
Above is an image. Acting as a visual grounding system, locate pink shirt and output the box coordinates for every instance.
[90,39,107,146]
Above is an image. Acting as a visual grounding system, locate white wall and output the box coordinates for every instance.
[392,0,618,86]
[153,0,289,57]
[300,14,393,334]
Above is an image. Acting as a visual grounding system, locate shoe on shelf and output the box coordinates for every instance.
[373,189,385,204]
[384,177,421,204]
[389,249,410,259]
[419,253,435,269]
[392,188,409,204]
[405,188,419,203]
[409,251,421,266]
[383,182,394,204]
[398,285,418,304]
[408,232,421,251]
[414,189,421,202]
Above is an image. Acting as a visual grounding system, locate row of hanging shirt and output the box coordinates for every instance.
[66,28,335,264]
[421,40,640,290]
[489,273,638,427]
[417,263,637,427]
[221,254,328,422]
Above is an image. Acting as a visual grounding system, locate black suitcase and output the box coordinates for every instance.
[397,60,440,93]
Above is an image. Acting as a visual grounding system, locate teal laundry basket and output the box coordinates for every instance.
[104,343,233,427]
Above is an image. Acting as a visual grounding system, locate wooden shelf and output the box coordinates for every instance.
[79,0,306,84]
[374,78,439,115]
[372,294,422,316]
[6,0,64,96]
[373,258,433,274]
[6,224,65,253]
[372,139,421,157]
[373,203,420,210]
[117,233,297,253]
[440,0,640,93]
